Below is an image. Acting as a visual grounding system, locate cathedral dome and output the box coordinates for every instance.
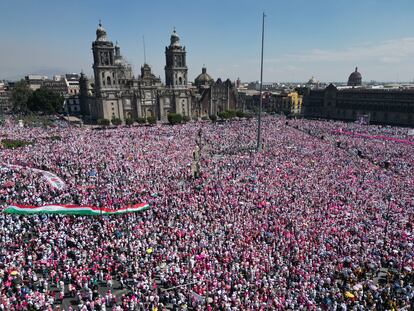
[114,57,128,67]
[170,29,180,47]
[113,43,131,69]
[307,76,318,84]
[348,67,362,86]
[195,66,213,87]
[96,21,108,42]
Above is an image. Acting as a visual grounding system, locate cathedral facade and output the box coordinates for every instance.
[79,23,195,123]
[79,23,241,123]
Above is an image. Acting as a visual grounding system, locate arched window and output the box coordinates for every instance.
[179,77,183,85]
[107,76,111,86]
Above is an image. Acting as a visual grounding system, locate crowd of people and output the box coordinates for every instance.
[0,116,413,310]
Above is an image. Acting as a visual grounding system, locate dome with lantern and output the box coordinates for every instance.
[96,21,108,42]
[347,67,362,86]
[195,66,214,88]
[170,29,181,48]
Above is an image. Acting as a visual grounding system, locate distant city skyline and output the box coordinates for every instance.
[1,0,414,82]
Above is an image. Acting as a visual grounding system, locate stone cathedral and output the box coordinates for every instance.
[79,22,240,123]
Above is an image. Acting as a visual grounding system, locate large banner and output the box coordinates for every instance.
[4,203,149,215]
[3,164,66,190]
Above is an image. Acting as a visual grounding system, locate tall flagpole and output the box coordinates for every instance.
[257,12,266,151]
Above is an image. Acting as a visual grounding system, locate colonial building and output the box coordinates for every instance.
[300,83,414,126]
[272,91,303,116]
[78,72,94,117]
[65,96,81,114]
[25,75,70,95]
[80,23,195,123]
[65,74,81,95]
[165,30,188,88]
[197,78,239,117]
[136,64,162,119]
[0,82,12,115]
[80,22,242,123]
[160,29,194,120]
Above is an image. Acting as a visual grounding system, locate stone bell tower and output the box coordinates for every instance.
[91,21,123,121]
[165,29,188,89]
[92,21,117,92]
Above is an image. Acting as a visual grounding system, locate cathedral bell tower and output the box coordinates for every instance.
[165,29,188,89]
[92,22,117,94]
[91,22,124,122]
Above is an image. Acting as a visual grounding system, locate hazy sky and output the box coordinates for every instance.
[1,0,414,82]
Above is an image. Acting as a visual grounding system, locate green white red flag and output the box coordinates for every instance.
[4,203,149,215]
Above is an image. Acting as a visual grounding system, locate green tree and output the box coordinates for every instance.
[125,118,134,125]
[168,113,183,125]
[27,88,64,114]
[236,110,245,118]
[217,111,230,120]
[111,117,122,126]
[147,116,157,124]
[226,110,237,118]
[11,80,32,113]
[182,115,191,123]
[136,117,146,124]
[1,139,32,149]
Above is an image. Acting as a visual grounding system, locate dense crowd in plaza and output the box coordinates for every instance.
[0,116,413,310]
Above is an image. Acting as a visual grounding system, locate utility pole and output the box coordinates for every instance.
[257,12,266,151]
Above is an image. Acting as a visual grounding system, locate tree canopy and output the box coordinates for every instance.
[168,113,183,125]
[27,88,64,114]
[11,80,32,113]
[11,81,64,115]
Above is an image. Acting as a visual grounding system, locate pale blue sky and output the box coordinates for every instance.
[1,0,414,82]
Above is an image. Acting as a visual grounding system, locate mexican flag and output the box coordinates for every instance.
[4,203,150,215]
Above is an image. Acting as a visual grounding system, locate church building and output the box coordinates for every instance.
[79,22,241,123]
